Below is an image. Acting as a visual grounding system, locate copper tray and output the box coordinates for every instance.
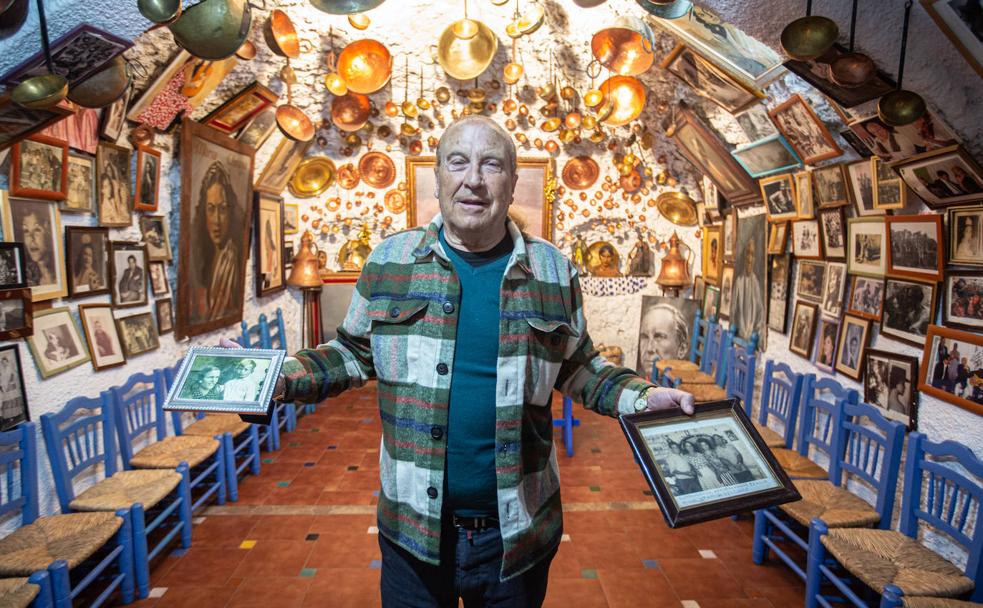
[655,191,698,226]
[358,151,396,189]
[288,156,336,198]
[337,163,360,189]
[562,156,600,190]
[384,190,406,213]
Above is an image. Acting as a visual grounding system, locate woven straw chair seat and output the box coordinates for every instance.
[771,448,828,479]
[183,414,250,438]
[0,577,39,608]
[655,359,698,374]
[677,383,727,403]
[129,436,220,469]
[778,479,879,528]
[903,597,983,607]
[69,469,182,512]
[822,528,975,599]
[0,512,122,575]
[667,369,717,385]
[753,422,787,448]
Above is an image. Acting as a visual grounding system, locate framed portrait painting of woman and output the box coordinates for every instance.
[177,118,255,338]
[0,194,68,302]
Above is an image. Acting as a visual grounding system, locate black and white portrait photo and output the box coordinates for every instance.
[0,345,28,432]
[135,146,161,211]
[768,255,792,333]
[865,349,918,428]
[848,160,880,217]
[761,174,797,221]
[819,209,846,260]
[796,261,827,303]
[882,278,935,346]
[26,307,89,378]
[0,288,30,341]
[78,304,125,370]
[96,141,131,227]
[719,267,734,319]
[922,331,983,409]
[1,197,67,301]
[110,243,148,308]
[65,227,109,298]
[157,298,174,335]
[792,220,822,258]
[663,44,760,114]
[894,146,983,208]
[849,276,885,320]
[140,215,172,261]
[815,318,838,373]
[822,262,847,318]
[813,165,850,208]
[873,158,904,210]
[636,296,700,376]
[848,218,887,277]
[116,313,160,357]
[13,136,67,199]
[789,302,817,358]
[149,261,170,297]
[731,214,767,346]
[769,94,842,164]
[65,153,95,213]
[949,207,983,266]
[836,315,870,379]
[887,216,943,282]
[735,104,778,142]
[0,244,25,288]
[172,350,277,407]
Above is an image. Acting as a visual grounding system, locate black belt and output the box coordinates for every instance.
[451,515,499,530]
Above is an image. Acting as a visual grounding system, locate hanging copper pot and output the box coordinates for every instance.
[309,0,386,14]
[337,39,392,94]
[236,39,257,60]
[331,92,372,131]
[276,104,315,141]
[503,62,523,85]
[436,19,498,80]
[634,0,692,19]
[324,72,348,95]
[66,55,131,108]
[598,75,644,126]
[348,12,370,29]
[591,16,655,76]
[829,52,875,88]
[169,0,252,61]
[780,15,839,61]
[138,0,182,24]
[435,86,452,103]
[264,9,300,58]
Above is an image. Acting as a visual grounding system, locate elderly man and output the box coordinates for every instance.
[230,116,693,607]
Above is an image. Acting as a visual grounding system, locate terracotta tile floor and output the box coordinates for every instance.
[130,386,806,607]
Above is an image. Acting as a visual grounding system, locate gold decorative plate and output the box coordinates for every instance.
[288,156,336,198]
[562,156,600,190]
[358,151,396,189]
[655,191,698,226]
[337,163,361,189]
[384,190,406,214]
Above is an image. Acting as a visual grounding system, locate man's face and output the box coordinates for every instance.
[638,307,681,373]
[205,183,230,246]
[435,121,517,238]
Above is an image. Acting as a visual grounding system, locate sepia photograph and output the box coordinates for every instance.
[796,260,827,303]
[723,210,736,262]
[847,218,888,277]
[872,157,905,210]
[847,160,882,217]
[25,306,90,378]
[942,272,983,332]
[156,298,174,335]
[731,135,801,178]
[882,278,935,347]
[768,254,792,334]
[760,173,798,222]
[0,288,32,341]
[865,349,919,429]
[794,171,814,219]
[110,242,148,308]
[892,145,983,208]
[636,296,700,376]
[670,107,759,205]
[849,113,958,163]
[767,222,788,255]
[283,203,299,234]
[662,43,763,114]
[10,135,68,201]
[65,226,110,298]
[255,192,285,296]
[719,267,734,320]
[139,215,172,262]
[814,318,839,373]
[818,208,846,261]
[735,104,778,142]
[919,326,983,416]
[78,303,125,370]
[0,345,28,432]
[0,195,68,301]
[64,152,95,213]
[0,243,25,289]
[164,346,286,415]
[789,301,818,359]
[791,220,822,259]
[99,86,131,142]
[886,215,944,282]
[768,94,842,164]
[149,261,170,297]
[96,141,131,227]
[848,275,886,321]
[822,262,847,318]
[116,312,160,358]
[703,285,721,322]
[702,226,723,284]
[948,206,983,266]
[813,164,851,208]
[237,106,278,150]
[134,145,161,211]
[835,314,871,380]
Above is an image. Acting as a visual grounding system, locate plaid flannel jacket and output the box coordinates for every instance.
[279,214,653,579]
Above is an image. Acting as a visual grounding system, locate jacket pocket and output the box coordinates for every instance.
[523,316,578,406]
[368,298,429,383]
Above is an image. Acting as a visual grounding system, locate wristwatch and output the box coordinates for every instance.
[634,387,655,412]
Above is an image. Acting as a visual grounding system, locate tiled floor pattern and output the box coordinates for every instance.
[130,386,806,607]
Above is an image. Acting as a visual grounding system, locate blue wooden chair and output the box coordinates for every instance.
[807,432,983,607]
[773,374,855,481]
[651,310,708,384]
[170,406,261,502]
[111,370,226,513]
[3,421,134,608]
[753,360,806,449]
[262,308,288,351]
[667,325,732,403]
[0,570,52,608]
[238,314,266,349]
[754,397,905,583]
[726,342,757,417]
[41,391,193,600]
[238,310,299,436]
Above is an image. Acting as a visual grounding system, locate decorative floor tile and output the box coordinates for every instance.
[589,486,601,492]
[561,534,571,542]
[581,569,598,579]
[262,458,275,464]
[276,481,291,488]
[192,517,206,525]
[347,465,359,471]
[300,568,317,578]
[680,602,701,608]
[369,560,382,569]
[304,462,316,467]
[642,559,659,569]
[170,548,188,558]
[239,540,257,549]
[148,587,167,598]
[698,550,717,559]
[306,533,319,541]
[367,526,378,534]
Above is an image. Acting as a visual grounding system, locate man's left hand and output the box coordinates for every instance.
[644,387,695,415]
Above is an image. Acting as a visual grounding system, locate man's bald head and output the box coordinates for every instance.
[436,115,517,175]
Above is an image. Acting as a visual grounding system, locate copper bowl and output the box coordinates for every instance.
[235,39,257,60]
[591,16,655,76]
[619,168,642,193]
[599,75,645,126]
[337,163,361,189]
[11,73,68,109]
[436,18,498,80]
[332,92,372,132]
[337,39,392,94]
[66,55,130,108]
[309,0,386,14]
[384,189,406,213]
[358,151,396,189]
[169,0,252,61]
[562,156,600,190]
[829,52,875,88]
[276,104,315,141]
[264,9,300,58]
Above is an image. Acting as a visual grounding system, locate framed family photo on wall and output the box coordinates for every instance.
[109,242,148,308]
[812,164,851,209]
[789,301,818,359]
[948,206,983,266]
[10,135,68,201]
[814,317,839,373]
[847,218,888,278]
[942,271,983,332]
[881,278,936,347]
[918,325,983,416]
[116,313,160,358]
[768,94,842,165]
[64,152,96,214]
[891,145,983,208]
[818,208,846,260]
[886,215,944,283]
[760,173,798,222]
[865,349,919,429]
[847,276,885,321]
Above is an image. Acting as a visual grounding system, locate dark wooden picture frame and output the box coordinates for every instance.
[65,226,111,298]
[156,298,174,335]
[0,242,27,289]
[948,205,983,267]
[134,145,162,212]
[0,287,33,341]
[115,312,161,358]
[768,94,843,165]
[768,254,793,334]
[864,348,919,430]
[847,275,885,321]
[109,241,149,308]
[886,215,944,283]
[255,191,286,297]
[918,325,983,417]
[202,81,279,135]
[77,303,126,371]
[835,314,871,380]
[818,207,846,261]
[0,344,30,432]
[881,277,936,348]
[789,301,818,359]
[812,164,852,209]
[148,261,170,297]
[10,134,69,201]
[942,271,983,333]
[95,141,132,227]
[620,399,800,529]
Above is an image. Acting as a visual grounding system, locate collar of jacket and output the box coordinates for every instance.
[412,213,532,275]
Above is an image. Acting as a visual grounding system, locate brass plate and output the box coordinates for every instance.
[288,156,336,198]
[561,156,600,190]
[384,190,406,214]
[337,163,360,189]
[655,191,698,226]
[358,151,396,189]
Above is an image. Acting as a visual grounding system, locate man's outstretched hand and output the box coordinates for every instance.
[644,387,696,416]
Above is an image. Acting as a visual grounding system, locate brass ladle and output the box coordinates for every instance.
[12,0,67,109]
[401,56,418,118]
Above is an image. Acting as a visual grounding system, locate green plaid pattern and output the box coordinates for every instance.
[280,215,652,579]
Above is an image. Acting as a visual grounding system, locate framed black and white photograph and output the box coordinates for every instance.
[670,106,759,206]
[918,326,983,416]
[872,157,905,210]
[813,164,851,209]
[848,275,886,321]
[64,152,96,214]
[0,195,68,302]
[115,312,160,358]
[818,208,846,261]
[735,104,779,142]
[822,262,847,318]
[768,254,792,333]
[0,97,72,152]
[886,215,944,283]
[65,226,110,298]
[865,349,919,429]
[96,141,131,227]
[0,288,32,341]
[791,220,823,259]
[693,276,706,304]
[10,135,68,201]
[922,0,983,79]
[148,261,170,297]
[849,114,958,163]
[703,285,721,321]
[814,317,839,373]
[768,94,842,165]
[760,173,798,222]
[0,345,29,432]
[943,271,983,332]
[702,226,723,284]
[163,346,286,415]
[948,206,983,266]
[283,203,300,235]
[255,192,285,296]
[620,399,800,528]
[882,278,936,347]
[891,145,983,208]
[731,135,801,179]
[109,242,148,308]
[636,296,700,376]
[139,215,173,262]
[789,301,818,359]
[719,266,734,320]
[796,260,827,303]
[767,222,788,255]
[0,243,26,289]
[835,314,871,380]
[841,128,875,159]
[237,106,278,150]
[662,43,763,114]
[847,217,888,277]
[78,303,125,371]
[156,298,174,335]
[783,43,896,108]
[723,210,737,263]
[99,86,131,142]
[134,145,161,212]
[794,171,814,219]
[25,306,90,379]
[847,160,882,217]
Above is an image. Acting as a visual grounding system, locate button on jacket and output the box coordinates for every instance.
[279,214,653,580]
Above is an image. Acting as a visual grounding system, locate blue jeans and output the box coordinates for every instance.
[379,525,556,608]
